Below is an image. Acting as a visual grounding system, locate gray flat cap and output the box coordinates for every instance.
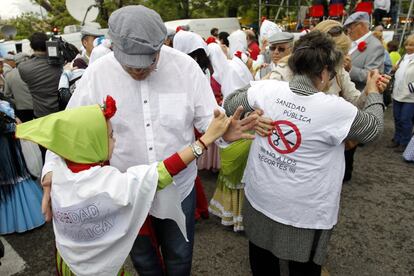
[344,12,370,27]
[268,32,294,44]
[81,26,104,38]
[108,5,167,68]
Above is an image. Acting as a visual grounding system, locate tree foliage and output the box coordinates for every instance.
[3,13,49,40]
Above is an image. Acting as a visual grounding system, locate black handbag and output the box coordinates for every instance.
[57,75,82,110]
[58,87,72,110]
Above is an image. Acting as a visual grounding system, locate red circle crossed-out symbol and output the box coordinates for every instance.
[268,120,301,154]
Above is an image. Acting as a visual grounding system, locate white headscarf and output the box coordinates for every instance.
[207,43,229,85]
[173,30,208,55]
[260,19,282,41]
[228,30,248,56]
[221,54,253,99]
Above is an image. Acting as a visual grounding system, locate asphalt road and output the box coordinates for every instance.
[1,107,413,276]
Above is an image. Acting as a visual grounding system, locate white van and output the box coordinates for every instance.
[0,39,31,56]
[165,18,240,38]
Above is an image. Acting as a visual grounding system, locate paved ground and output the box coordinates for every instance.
[1,107,413,276]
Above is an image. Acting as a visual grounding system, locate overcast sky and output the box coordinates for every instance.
[0,0,47,20]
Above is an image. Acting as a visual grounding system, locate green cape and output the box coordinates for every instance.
[16,105,108,164]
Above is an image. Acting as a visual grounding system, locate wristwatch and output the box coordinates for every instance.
[190,142,204,159]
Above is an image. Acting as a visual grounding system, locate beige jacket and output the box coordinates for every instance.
[269,63,366,108]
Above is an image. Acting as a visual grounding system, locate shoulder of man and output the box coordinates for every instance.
[366,35,384,51]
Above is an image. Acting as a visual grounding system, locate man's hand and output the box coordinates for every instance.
[250,109,273,137]
[41,172,53,222]
[223,106,258,142]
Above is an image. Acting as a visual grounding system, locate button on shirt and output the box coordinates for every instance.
[43,46,221,201]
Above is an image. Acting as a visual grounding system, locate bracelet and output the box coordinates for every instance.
[198,138,208,151]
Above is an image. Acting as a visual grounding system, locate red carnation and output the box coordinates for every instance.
[234,50,242,59]
[357,41,367,52]
[103,95,117,119]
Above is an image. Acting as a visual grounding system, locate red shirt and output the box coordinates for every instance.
[248,41,260,61]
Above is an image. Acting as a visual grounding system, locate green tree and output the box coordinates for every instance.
[5,12,49,40]
[33,0,78,29]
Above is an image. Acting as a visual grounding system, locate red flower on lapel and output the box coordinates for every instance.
[357,41,367,52]
[102,95,117,119]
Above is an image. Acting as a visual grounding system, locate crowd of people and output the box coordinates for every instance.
[0,3,413,276]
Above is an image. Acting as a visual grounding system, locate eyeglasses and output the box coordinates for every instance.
[269,45,288,52]
[344,22,360,35]
[327,26,344,37]
[122,54,159,74]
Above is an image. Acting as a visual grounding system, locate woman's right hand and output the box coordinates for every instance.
[202,109,232,145]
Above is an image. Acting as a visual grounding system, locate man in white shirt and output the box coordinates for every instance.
[41,5,256,276]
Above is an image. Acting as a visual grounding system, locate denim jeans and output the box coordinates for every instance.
[393,100,414,146]
[130,186,196,276]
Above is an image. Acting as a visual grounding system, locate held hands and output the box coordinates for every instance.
[41,172,53,222]
[202,109,232,145]
[251,109,273,137]
[365,70,381,94]
[223,106,259,142]
[376,74,391,93]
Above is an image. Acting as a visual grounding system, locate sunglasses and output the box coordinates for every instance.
[269,45,288,52]
[327,26,344,37]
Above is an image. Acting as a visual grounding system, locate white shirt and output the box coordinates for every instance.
[393,53,414,102]
[349,31,372,55]
[374,0,391,13]
[243,80,357,229]
[43,46,221,201]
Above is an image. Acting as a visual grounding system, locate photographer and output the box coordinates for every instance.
[18,32,63,161]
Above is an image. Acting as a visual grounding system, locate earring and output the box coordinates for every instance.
[321,80,324,84]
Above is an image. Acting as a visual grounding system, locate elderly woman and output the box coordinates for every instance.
[224,31,384,276]
[269,20,389,182]
[390,34,414,153]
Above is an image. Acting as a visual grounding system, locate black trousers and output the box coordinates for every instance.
[373,9,387,26]
[344,147,357,182]
[249,241,321,276]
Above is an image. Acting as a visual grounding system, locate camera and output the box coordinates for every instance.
[46,36,78,65]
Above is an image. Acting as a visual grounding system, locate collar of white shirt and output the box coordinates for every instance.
[349,31,372,55]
